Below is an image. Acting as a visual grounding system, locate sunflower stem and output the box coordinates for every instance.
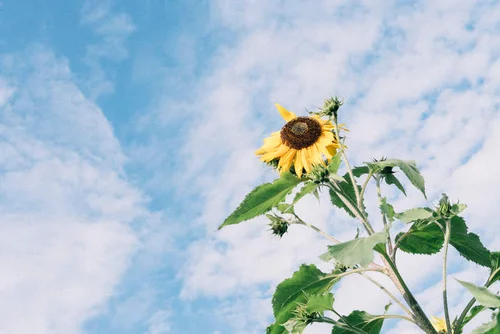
[326,182,374,235]
[359,272,414,319]
[375,177,393,254]
[442,219,452,333]
[359,170,374,206]
[333,119,362,211]
[293,215,340,244]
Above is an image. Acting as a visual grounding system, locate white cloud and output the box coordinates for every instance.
[137,0,500,332]
[145,309,172,334]
[80,0,135,98]
[0,48,143,334]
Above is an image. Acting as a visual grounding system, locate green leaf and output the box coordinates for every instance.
[471,312,500,334]
[457,280,500,308]
[219,172,302,229]
[305,293,335,313]
[329,173,364,218]
[328,155,342,174]
[331,310,384,334]
[395,221,444,255]
[367,159,426,198]
[384,173,406,196]
[488,252,500,285]
[394,208,433,223]
[352,166,369,178]
[320,231,387,267]
[277,182,319,214]
[449,217,491,267]
[268,265,340,334]
[379,197,395,223]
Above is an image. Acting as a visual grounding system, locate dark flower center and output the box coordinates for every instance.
[280,117,322,149]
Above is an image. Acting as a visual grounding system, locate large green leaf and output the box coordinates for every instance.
[471,312,500,334]
[268,265,339,334]
[457,280,500,308]
[219,172,302,229]
[395,216,491,264]
[394,208,433,223]
[367,159,426,198]
[331,310,384,334]
[352,166,369,178]
[395,221,444,255]
[320,231,387,268]
[449,217,491,267]
[329,173,364,218]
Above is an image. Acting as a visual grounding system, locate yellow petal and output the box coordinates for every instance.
[430,316,447,332]
[294,149,304,178]
[275,103,297,122]
[301,148,312,173]
[255,132,282,155]
[259,144,289,161]
[278,148,296,173]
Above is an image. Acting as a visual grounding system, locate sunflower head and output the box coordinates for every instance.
[255,103,346,178]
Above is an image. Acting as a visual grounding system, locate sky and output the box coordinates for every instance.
[0,0,499,333]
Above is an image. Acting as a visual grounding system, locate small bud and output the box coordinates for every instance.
[437,193,451,218]
[267,214,289,237]
[309,164,330,184]
[322,96,344,118]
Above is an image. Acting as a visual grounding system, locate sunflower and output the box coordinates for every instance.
[431,316,447,333]
[255,103,345,178]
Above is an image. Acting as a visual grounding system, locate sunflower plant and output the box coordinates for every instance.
[218,97,500,334]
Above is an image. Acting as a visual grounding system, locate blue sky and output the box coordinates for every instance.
[1,1,500,333]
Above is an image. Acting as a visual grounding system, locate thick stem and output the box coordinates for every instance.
[442,219,452,333]
[314,317,367,334]
[454,298,476,333]
[380,251,437,334]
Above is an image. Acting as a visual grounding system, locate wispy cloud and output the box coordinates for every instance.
[0,47,144,334]
[136,0,500,332]
[80,0,135,98]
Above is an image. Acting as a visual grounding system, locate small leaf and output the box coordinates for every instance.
[471,311,500,334]
[456,280,500,308]
[395,221,444,255]
[379,197,395,223]
[352,166,369,177]
[384,173,406,196]
[331,310,384,334]
[394,208,433,223]
[367,159,426,198]
[219,172,302,229]
[268,265,340,334]
[293,182,319,204]
[305,293,335,313]
[328,155,342,174]
[320,231,387,267]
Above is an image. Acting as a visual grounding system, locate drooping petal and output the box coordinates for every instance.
[294,149,304,178]
[259,144,290,162]
[275,103,297,122]
[278,148,296,173]
[255,132,281,155]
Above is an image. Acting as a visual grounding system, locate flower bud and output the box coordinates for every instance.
[322,96,344,118]
[267,214,289,237]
